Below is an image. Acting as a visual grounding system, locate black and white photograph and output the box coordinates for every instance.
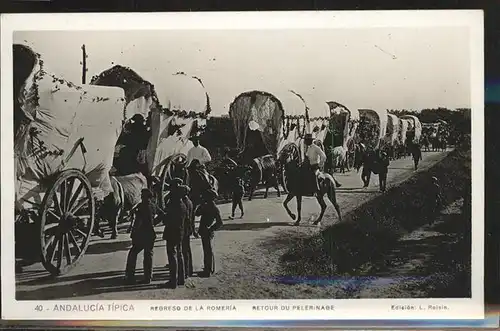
[1,11,483,320]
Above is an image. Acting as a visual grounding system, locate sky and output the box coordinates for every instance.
[14,28,471,117]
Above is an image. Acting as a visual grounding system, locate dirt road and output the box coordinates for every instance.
[16,150,450,300]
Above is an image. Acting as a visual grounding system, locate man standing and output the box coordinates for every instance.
[304,133,327,193]
[197,190,223,277]
[186,134,212,169]
[411,143,423,170]
[125,188,158,285]
[162,178,190,289]
[378,150,390,192]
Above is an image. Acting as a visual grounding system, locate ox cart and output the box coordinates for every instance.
[14,44,127,276]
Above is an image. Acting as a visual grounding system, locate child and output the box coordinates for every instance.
[229,176,245,219]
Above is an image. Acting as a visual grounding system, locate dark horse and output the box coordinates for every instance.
[282,159,342,226]
[246,154,282,201]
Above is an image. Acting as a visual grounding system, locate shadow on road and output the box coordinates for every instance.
[86,240,133,255]
[221,221,293,231]
[16,267,174,300]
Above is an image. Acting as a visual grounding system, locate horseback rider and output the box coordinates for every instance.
[303,133,327,194]
[186,134,212,170]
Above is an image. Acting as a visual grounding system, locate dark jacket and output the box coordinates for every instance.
[378,153,390,175]
[233,177,245,197]
[131,200,157,245]
[162,185,190,243]
[198,200,223,238]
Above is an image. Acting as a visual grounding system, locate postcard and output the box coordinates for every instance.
[1,10,484,321]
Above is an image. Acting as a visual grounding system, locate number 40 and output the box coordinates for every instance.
[34,305,43,312]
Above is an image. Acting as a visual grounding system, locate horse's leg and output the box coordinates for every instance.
[313,194,327,226]
[274,179,281,198]
[283,193,296,220]
[294,196,303,226]
[248,184,254,201]
[326,183,342,222]
[264,181,269,199]
[110,205,121,239]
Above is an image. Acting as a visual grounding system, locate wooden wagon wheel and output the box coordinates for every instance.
[278,142,300,193]
[39,169,95,276]
[159,153,188,209]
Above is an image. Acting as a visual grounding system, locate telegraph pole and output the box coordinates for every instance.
[81,44,87,84]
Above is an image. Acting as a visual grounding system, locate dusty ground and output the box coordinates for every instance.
[16,150,467,300]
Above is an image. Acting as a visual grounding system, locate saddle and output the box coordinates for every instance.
[298,163,325,197]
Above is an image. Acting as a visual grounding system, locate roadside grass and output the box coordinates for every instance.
[263,146,471,298]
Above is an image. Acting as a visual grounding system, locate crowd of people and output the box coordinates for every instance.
[124,137,223,289]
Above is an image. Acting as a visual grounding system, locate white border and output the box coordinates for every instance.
[1,10,484,321]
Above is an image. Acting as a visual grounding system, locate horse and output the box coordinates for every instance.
[282,159,342,226]
[246,154,281,201]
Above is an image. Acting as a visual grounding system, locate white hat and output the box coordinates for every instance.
[248,120,260,131]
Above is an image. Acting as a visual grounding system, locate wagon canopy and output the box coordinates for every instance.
[399,118,410,145]
[91,65,161,176]
[326,101,360,148]
[384,113,400,145]
[146,73,211,176]
[14,44,126,206]
[401,114,422,143]
[228,90,285,157]
[358,108,388,149]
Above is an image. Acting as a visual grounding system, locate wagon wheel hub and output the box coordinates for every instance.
[59,213,77,232]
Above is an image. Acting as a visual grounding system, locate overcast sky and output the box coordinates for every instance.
[14,28,471,116]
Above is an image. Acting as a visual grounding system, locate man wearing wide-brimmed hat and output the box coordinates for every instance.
[304,133,327,193]
[186,133,212,169]
[161,177,191,288]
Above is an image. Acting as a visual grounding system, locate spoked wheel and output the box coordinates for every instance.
[159,153,187,209]
[40,169,95,276]
[278,143,300,193]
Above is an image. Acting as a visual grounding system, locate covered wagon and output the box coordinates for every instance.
[229,90,285,161]
[357,108,388,150]
[401,114,422,144]
[14,44,127,275]
[399,118,410,146]
[92,69,212,209]
[90,65,160,216]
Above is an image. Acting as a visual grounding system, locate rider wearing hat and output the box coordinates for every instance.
[304,133,327,193]
[186,134,212,170]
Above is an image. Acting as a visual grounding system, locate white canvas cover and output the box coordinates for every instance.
[384,113,400,145]
[399,118,409,144]
[402,114,422,142]
[358,108,388,149]
[228,90,284,157]
[14,47,126,208]
[124,96,153,122]
[147,74,210,176]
